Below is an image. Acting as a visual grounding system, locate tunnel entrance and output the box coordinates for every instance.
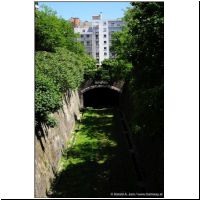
[83,87,120,108]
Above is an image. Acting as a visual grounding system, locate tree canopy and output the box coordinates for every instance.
[35,5,84,54]
[96,58,131,83]
[112,2,164,136]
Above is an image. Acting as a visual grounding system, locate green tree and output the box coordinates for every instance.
[100,58,132,83]
[81,54,97,80]
[110,27,132,62]
[125,2,164,89]
[35,5,84,54]
[112,2,164,136]
[116,4,164,191]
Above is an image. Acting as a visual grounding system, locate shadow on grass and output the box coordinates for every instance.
[48,108,136,198]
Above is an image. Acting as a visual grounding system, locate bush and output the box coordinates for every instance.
[127,84,164,136]
[36,48,84,92]
[35,48,86,126]
[35,70,62,124]
[46,115,58,128]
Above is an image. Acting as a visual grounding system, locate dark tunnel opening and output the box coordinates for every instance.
[83,87,120,108]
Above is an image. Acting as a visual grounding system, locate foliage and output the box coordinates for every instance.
[36,48,84,92]
[113,2,164,136]
[46,115,58,127]
[35,6,98,127]
[110,27,132,61]
[35,69,62,124]
[94,58,131,83]
[35,47,86,125]
[125,2,164,89]
[122,84,164,136]
[81,54,97,80]
[35,5,84,54]
[99,58,132,83]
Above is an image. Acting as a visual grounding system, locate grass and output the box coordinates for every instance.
[48,108,137,198]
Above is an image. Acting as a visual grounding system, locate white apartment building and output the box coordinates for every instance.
[70,14,124,66]
[108,20,124,58]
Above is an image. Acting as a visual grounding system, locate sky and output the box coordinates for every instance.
[38,1,131,21]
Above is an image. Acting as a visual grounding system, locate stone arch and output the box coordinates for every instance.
[81,85,122,94]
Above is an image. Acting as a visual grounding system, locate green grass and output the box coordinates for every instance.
[48,108,137,198]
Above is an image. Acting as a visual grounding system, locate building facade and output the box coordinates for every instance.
[70,14,124,66]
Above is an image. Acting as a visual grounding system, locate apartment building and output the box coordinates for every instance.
[70,14,124,66]
[108,20,124,58]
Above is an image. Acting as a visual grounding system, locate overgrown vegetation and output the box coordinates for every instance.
[95,58,132,83]
[48,108,137,197]
[36,48,84,92]
[35,2,164,134]
[35,2,164,195]
[112,2,164,136]
[35,6,96,126]
[108,3,164,192]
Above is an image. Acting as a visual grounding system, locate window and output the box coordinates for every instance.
[104,52,107,56]
[103,21,107,25]
[96,41,99,45]
[96,53,99,57]
[86,41,90,46]
[104,34,106,38]
[81,35,84,38]
[104,41,107,44]
[86,34,90,38]
[96,34,99,38]
[103,28,107,32]
[104,47,107,50]
[82,29,85,32]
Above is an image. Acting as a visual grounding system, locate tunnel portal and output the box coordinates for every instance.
[83,87,120,108]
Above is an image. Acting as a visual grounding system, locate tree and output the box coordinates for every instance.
[112,2,164,136]
[100,58,132,83]
[125,2,164,89]
[115,4,164,192]
[81,54,97,80]
[35,5,84,54]
[110,27,132,62]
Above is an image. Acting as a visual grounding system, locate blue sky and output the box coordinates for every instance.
[38,2,131,21]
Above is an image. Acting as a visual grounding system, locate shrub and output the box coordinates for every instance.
[35,70,62,124]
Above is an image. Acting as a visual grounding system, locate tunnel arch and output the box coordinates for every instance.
[80,85,122,108]
[81,85,122,94]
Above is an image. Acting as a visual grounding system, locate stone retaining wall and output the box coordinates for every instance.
[34,90,81,197]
